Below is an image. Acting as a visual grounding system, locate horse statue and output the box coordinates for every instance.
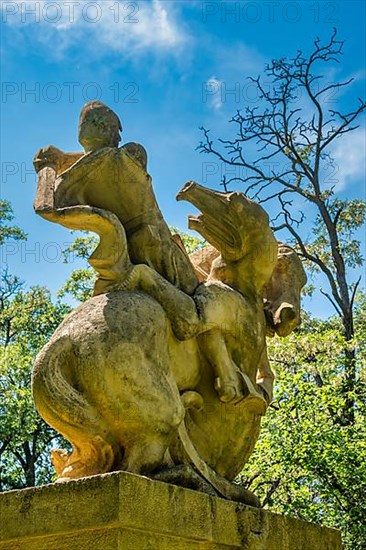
[32,102,306,505]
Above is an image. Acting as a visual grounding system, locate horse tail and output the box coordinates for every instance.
[32,337,120,480]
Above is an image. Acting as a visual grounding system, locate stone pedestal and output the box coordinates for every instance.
[0,471,342,549]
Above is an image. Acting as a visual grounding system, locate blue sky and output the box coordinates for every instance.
[1,0,365,316]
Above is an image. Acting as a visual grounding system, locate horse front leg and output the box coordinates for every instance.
[198,331,244,404]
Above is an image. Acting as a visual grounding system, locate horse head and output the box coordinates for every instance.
[263,243,307,337]
[177,181,278,294]
[179,182,307,339]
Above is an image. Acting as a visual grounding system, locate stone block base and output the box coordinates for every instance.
[0,471,342,549]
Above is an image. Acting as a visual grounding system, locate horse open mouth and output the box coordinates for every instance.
[187,213,236,251]
[177,181,239,253]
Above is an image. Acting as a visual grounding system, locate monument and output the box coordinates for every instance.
[0,102,342,549]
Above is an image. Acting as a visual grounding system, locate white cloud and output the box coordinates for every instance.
[331,128,366,191]
[204,76,224,111]
[1,0,187,57]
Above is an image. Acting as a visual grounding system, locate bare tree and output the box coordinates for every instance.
[198,29,365,425]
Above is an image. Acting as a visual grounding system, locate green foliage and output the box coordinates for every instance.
[0,276,70,490]
[0,200,27,244]
[170,227,206,254]
[57,233,97,302]
[305,199,366,274]
[0,342,64,489]
[0,281,69,351]
[0,203,70,491]
[57,268,95,303]
[62,234,98,262]
[240,308,366,549]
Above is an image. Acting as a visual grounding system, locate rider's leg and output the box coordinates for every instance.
[119,264,202,340]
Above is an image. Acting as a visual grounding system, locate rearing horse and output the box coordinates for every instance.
[32,181,306,504]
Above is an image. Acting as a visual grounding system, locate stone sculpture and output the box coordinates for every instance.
[32,101,307,505]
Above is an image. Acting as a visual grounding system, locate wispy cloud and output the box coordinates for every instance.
[203,76,224,111]
[331,128,366,191]
[1,0,188,57]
